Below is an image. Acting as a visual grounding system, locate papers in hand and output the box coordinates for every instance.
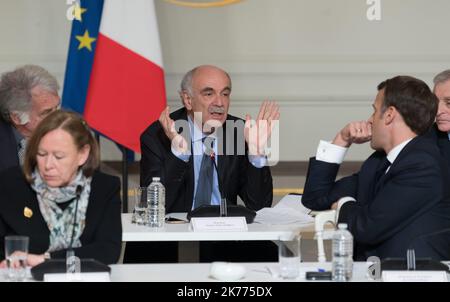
[254,194,314,225]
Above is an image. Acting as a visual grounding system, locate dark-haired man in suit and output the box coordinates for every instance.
[125,65,279,263]
[303,75,450,261]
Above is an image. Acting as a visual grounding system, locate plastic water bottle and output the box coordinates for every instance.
[332,223,353,281]
[147,177,165,228]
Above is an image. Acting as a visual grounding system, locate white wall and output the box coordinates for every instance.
[1,0,449,161]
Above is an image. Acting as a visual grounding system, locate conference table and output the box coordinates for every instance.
[110,261,372,282]
[121,213,317,262]
[121,213,315,242]
[2,262,449,282]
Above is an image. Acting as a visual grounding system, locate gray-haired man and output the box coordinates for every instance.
[0,65,60,172]
[426,70,450,173]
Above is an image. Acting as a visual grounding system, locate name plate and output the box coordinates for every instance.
[190,217,248,232]
[43,272,111,282]
[382,271,448,282]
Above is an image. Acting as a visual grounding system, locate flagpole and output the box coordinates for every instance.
[95,133,101,173]
[121,145,128,213]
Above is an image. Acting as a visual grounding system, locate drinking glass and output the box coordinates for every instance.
[4,236,29,281]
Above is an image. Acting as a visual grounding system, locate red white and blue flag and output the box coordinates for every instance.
[62,0,166,153]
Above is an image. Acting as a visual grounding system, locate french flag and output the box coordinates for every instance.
[62,0,166,153]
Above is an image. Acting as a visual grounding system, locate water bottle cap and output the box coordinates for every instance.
[152,177,160,181]
[337,223,348,230]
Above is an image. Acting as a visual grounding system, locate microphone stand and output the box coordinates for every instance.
[67,185,82,275]
[210,152,227,217]
[406,249,416,271]
[187,148,256,223]
[69,185,82,249]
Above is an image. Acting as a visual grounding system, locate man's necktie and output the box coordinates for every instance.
[193,137,215,209]
[373,157,391,195]
[18,138,27,165]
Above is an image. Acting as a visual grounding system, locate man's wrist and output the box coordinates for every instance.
[248,145,270,157]
[248,154,267,168]
[171,144,190,162]
[332,133,351,148]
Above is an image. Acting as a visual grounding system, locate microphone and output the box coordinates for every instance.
[69,185,83,249]
[209,151,227,217]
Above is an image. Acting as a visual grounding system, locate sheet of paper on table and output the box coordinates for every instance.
[255,194,314,225]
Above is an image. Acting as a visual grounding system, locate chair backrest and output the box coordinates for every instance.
[314,210,336,262]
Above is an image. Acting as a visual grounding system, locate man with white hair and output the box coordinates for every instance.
[429,70,450,171]
[0,65,60,172]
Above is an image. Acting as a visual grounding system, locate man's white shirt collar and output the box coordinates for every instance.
[386,138,413,165]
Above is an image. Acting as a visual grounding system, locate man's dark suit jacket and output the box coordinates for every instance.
[303,136,450,261]
[0,118,19,173]
[0,167,122,265]
[426,123,450,172]
[140,107,273,212]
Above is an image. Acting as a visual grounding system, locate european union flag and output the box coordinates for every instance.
[62,0,103,114]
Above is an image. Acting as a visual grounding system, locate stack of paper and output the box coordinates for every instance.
[254,194,314,225]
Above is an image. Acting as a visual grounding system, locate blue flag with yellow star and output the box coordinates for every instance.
[62,0,103,114]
